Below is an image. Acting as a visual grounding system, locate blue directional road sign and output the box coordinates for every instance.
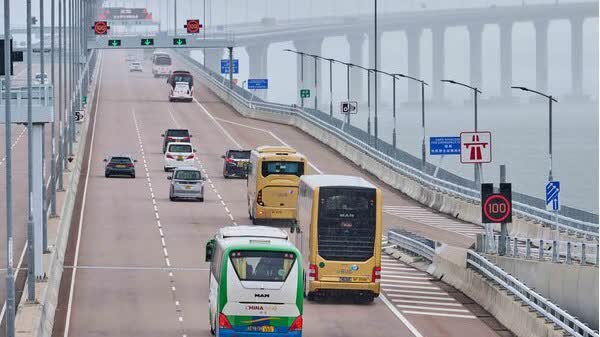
[545,181,560,211]
[247,79,268,90]
[429,137,461,155]
[220,59,239,74]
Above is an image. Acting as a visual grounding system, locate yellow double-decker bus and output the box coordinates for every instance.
[297,175,382,303]
[247,146,308,226]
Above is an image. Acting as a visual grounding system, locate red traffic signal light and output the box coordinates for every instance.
[184,19,202,34]
[93,21,109,35]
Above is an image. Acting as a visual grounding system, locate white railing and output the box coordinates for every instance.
[178,52,599,238]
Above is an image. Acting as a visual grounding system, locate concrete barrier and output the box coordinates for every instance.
[14,53,103,337]
[430,246,566,337]
[485,254,599,329]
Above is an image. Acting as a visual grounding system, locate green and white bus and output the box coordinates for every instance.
[205,226,304,337]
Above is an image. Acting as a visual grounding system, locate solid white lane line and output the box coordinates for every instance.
[193,98,242,148]
[379,294,425,337]
[212,116,323,174]
[386,294,457,301]
[401,311,477,319]
[396,305,470,313]
[64,53,105,337]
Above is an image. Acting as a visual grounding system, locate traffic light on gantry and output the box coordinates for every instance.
[184,19,202,34]
[93,21,109,35]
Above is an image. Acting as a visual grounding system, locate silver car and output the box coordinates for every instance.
[168,166,205,201]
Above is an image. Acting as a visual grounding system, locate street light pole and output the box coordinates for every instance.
[511,86,558,182]
[283,49,307,108]
[328,59,333,117]
[441,79,482,186]
[3,0,16,333]
[373,0,378,148]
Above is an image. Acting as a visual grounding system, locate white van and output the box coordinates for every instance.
[152,52,172,77]
[205,226,304,336]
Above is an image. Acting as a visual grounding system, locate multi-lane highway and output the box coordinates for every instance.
[47,50,504,337]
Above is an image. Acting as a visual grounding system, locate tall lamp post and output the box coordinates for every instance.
[441,79,482,187]
[511,86,558,182]
[307,54,334,118]
[351,64,373,140]
[371,69,398,150]
[283,49,307,108]
[396,73,429,171]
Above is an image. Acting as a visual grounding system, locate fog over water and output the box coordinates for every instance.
[2,0,597,212]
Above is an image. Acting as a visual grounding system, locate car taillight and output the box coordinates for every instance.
[257,190,264,206]
[186,154,194,159]
[106,163,115,167]
[289,316,302,331]
[224,157,235,164]
[308,264,318,281]
[182,137,190,142]
[218,313,232,329]
[372,266,381,283]
[166,136,175,141]
[126,163,134,167]
[166,153,174,159]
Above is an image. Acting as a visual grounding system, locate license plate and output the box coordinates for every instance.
[177,156,184,161]
[340,277,352,282]
[236,162,244,168]
[116,165,125,168]
[185,186,192,190]
[261,326,274,333]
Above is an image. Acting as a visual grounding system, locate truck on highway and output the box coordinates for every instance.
[205,226,304,336]
[297,175,382,303]
[247,146,308,227]
[152,51,172,77]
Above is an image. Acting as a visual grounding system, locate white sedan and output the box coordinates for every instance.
[128,61,143,72]
[164,142,196,171]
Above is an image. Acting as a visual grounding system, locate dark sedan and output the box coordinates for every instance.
[104,155,137,178]
[222,150,251,178]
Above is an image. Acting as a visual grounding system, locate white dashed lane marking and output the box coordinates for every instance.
[131,108,188,336]
[167,103,237,226]
[380,254,477,319]
[384,205,483,239]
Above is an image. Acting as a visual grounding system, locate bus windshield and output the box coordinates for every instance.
[261,161,304,177]
[317,187,376,261]
[172,74,193,86]
[154,56,172,65]
[229,250,296,282]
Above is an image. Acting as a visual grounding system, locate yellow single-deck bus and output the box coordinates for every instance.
[247,146,308,226]
[297,175,382,303]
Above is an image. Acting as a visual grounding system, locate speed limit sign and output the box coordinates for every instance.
[481,183,512,223]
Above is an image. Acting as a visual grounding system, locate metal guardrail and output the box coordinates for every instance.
[479,233,600,265]
[467,251,599,337]
[178,51,599,238]
[386,230,435,262]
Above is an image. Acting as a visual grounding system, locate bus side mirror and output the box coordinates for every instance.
[205,239,215,262]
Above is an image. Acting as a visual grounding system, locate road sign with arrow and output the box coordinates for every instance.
[141,38,154,46]
[108,39,121,47]
[173,38,187,46]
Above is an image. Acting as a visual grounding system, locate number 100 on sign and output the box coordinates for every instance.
[481,183,512,223]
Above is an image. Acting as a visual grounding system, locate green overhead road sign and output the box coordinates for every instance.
[141,38,154,46]
[108,39,121,47]
[300,89,310,98]
[173,38,187,46]
[82,96,87,105]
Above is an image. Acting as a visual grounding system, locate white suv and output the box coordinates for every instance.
[164,142,196,171]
